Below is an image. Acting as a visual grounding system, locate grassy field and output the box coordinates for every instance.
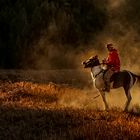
[0,70,140,140]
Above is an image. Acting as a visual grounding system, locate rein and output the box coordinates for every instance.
[93,69,104,78]
[93,94,100,99]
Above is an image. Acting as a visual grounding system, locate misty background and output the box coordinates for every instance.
[0,0,140,71]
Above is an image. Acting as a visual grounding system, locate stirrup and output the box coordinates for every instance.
[102,87,110,92]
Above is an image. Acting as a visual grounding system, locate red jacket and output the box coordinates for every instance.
[106,49,120,72]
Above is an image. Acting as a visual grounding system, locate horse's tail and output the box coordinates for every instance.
[133,74,140,84]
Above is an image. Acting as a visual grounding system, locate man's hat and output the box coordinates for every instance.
[106,43,113,48]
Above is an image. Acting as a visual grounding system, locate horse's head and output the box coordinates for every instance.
[82,55,100,68]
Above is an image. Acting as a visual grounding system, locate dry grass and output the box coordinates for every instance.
[0,70,140,140]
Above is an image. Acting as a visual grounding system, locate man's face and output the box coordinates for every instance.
[107,46,112,51]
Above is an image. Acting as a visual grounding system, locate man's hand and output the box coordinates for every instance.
[102,59,107,64]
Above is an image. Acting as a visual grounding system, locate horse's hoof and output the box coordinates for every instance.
[105,108,109,112]
[123,109,128,113]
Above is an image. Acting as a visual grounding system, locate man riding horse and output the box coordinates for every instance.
[103,43,120,92]
[82,46,140,111]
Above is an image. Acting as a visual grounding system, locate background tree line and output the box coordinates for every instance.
[0,0,108,68]
[0,0,139,69]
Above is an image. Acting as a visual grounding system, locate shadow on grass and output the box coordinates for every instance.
[1,90,58,104]
[0,105,140,140]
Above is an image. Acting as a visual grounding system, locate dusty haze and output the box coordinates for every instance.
[25,0,140,110]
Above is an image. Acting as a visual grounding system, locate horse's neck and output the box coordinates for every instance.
[91,65,103,78]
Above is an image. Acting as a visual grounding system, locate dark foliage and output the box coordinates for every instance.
[0,0,108,68]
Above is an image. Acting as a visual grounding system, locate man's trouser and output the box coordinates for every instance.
[104,69,115,91]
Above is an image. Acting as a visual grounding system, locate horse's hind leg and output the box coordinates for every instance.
[124,88,132,112]
[100,91,109,111]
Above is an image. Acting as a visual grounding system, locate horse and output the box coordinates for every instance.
[82,55,140,111]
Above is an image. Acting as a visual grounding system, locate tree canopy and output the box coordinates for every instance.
[0,0,108,68]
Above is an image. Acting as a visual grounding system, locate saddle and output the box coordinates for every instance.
[103,69,121,88]
[103,69,119,81]
[110,72,120,82]
[110,71,121,88]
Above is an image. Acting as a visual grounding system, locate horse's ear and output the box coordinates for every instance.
[94,55,98,59]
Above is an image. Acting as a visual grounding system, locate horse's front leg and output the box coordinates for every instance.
[99,90,109,111]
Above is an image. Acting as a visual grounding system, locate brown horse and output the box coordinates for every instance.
[82,55,140,111]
